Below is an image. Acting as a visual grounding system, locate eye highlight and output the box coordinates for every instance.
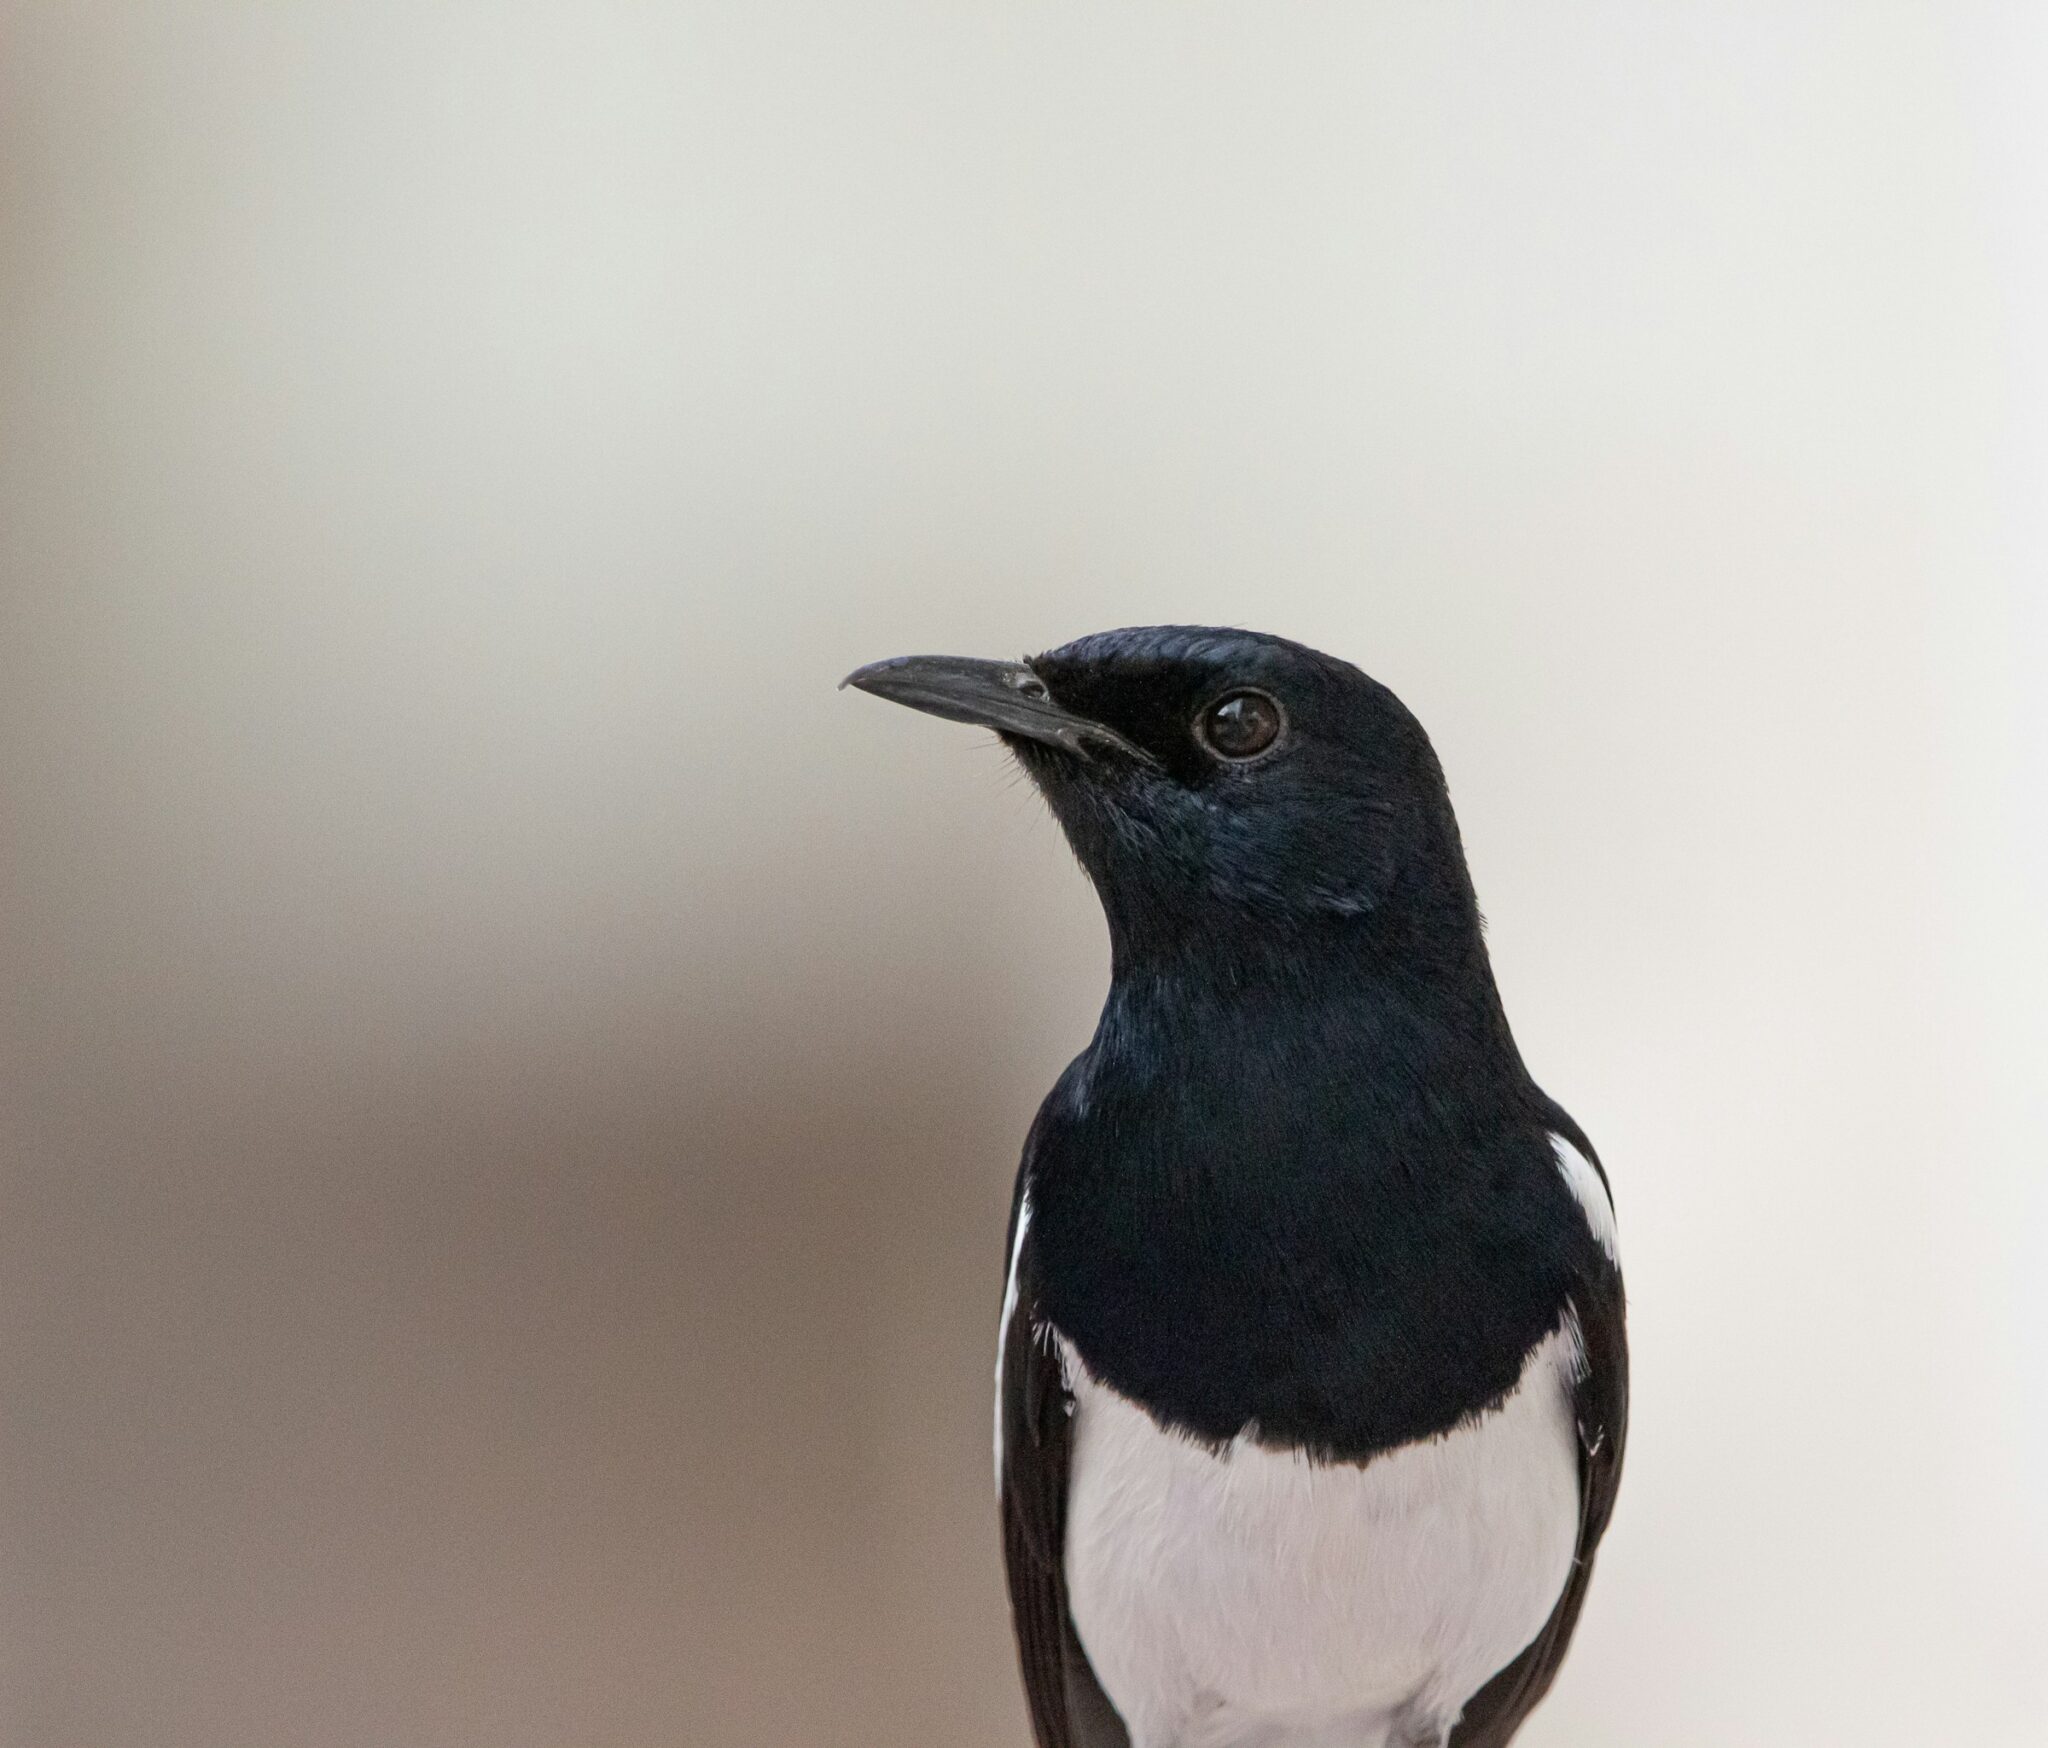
[1196,690,1283,761]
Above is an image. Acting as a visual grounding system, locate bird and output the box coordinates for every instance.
[842,626,1626,1748]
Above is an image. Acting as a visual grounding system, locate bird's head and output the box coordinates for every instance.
[844,625,1479,970]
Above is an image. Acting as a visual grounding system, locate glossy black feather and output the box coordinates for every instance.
[1453,1162,1628,1746]
[998,1182,1130,1748]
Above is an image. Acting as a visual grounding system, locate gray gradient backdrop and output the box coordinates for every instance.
[4,6,2046,1746]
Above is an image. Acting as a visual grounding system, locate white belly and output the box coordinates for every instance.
[1062,1322,1584,1748]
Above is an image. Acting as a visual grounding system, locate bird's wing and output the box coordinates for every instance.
[997,1185,1130,1748]
[1449,1200,1628,1748]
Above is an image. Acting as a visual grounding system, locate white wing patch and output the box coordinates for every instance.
[1551,1133,1619,1263]
[993,1186,1032,1486]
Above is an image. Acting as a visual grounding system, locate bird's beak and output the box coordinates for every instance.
[840,654,1154,765]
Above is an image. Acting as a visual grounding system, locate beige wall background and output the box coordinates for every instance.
[4,5,2045,1745]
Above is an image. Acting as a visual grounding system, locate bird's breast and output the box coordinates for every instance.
[1059,1318,1584,1748]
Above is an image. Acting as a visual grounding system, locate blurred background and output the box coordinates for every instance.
[4,5,2046,1745]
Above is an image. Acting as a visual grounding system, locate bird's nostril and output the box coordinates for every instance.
[1012,674,1051,701]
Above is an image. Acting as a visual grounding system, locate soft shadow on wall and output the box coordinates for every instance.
[9,951,1049,1748]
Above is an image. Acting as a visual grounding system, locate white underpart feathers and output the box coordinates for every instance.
[1060,1323,1586,1748]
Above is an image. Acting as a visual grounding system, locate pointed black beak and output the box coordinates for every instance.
[841,654,1153,765]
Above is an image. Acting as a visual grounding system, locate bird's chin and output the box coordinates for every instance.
[995,730,1076,776]
[999,733,1160,871]
[1000,732,1139,801]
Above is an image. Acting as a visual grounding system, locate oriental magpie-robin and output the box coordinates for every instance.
[844,626,1626,1748]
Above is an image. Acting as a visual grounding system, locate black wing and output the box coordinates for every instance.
[996,1182,1130,1748]
[1450,1177,1629,1748]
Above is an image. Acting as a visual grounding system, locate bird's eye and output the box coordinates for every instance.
[1197,690,1283,760]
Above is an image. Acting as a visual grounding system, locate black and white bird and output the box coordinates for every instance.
[844,627,1626,1748]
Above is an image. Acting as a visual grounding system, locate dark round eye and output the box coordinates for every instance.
[1197,690,1283,760]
